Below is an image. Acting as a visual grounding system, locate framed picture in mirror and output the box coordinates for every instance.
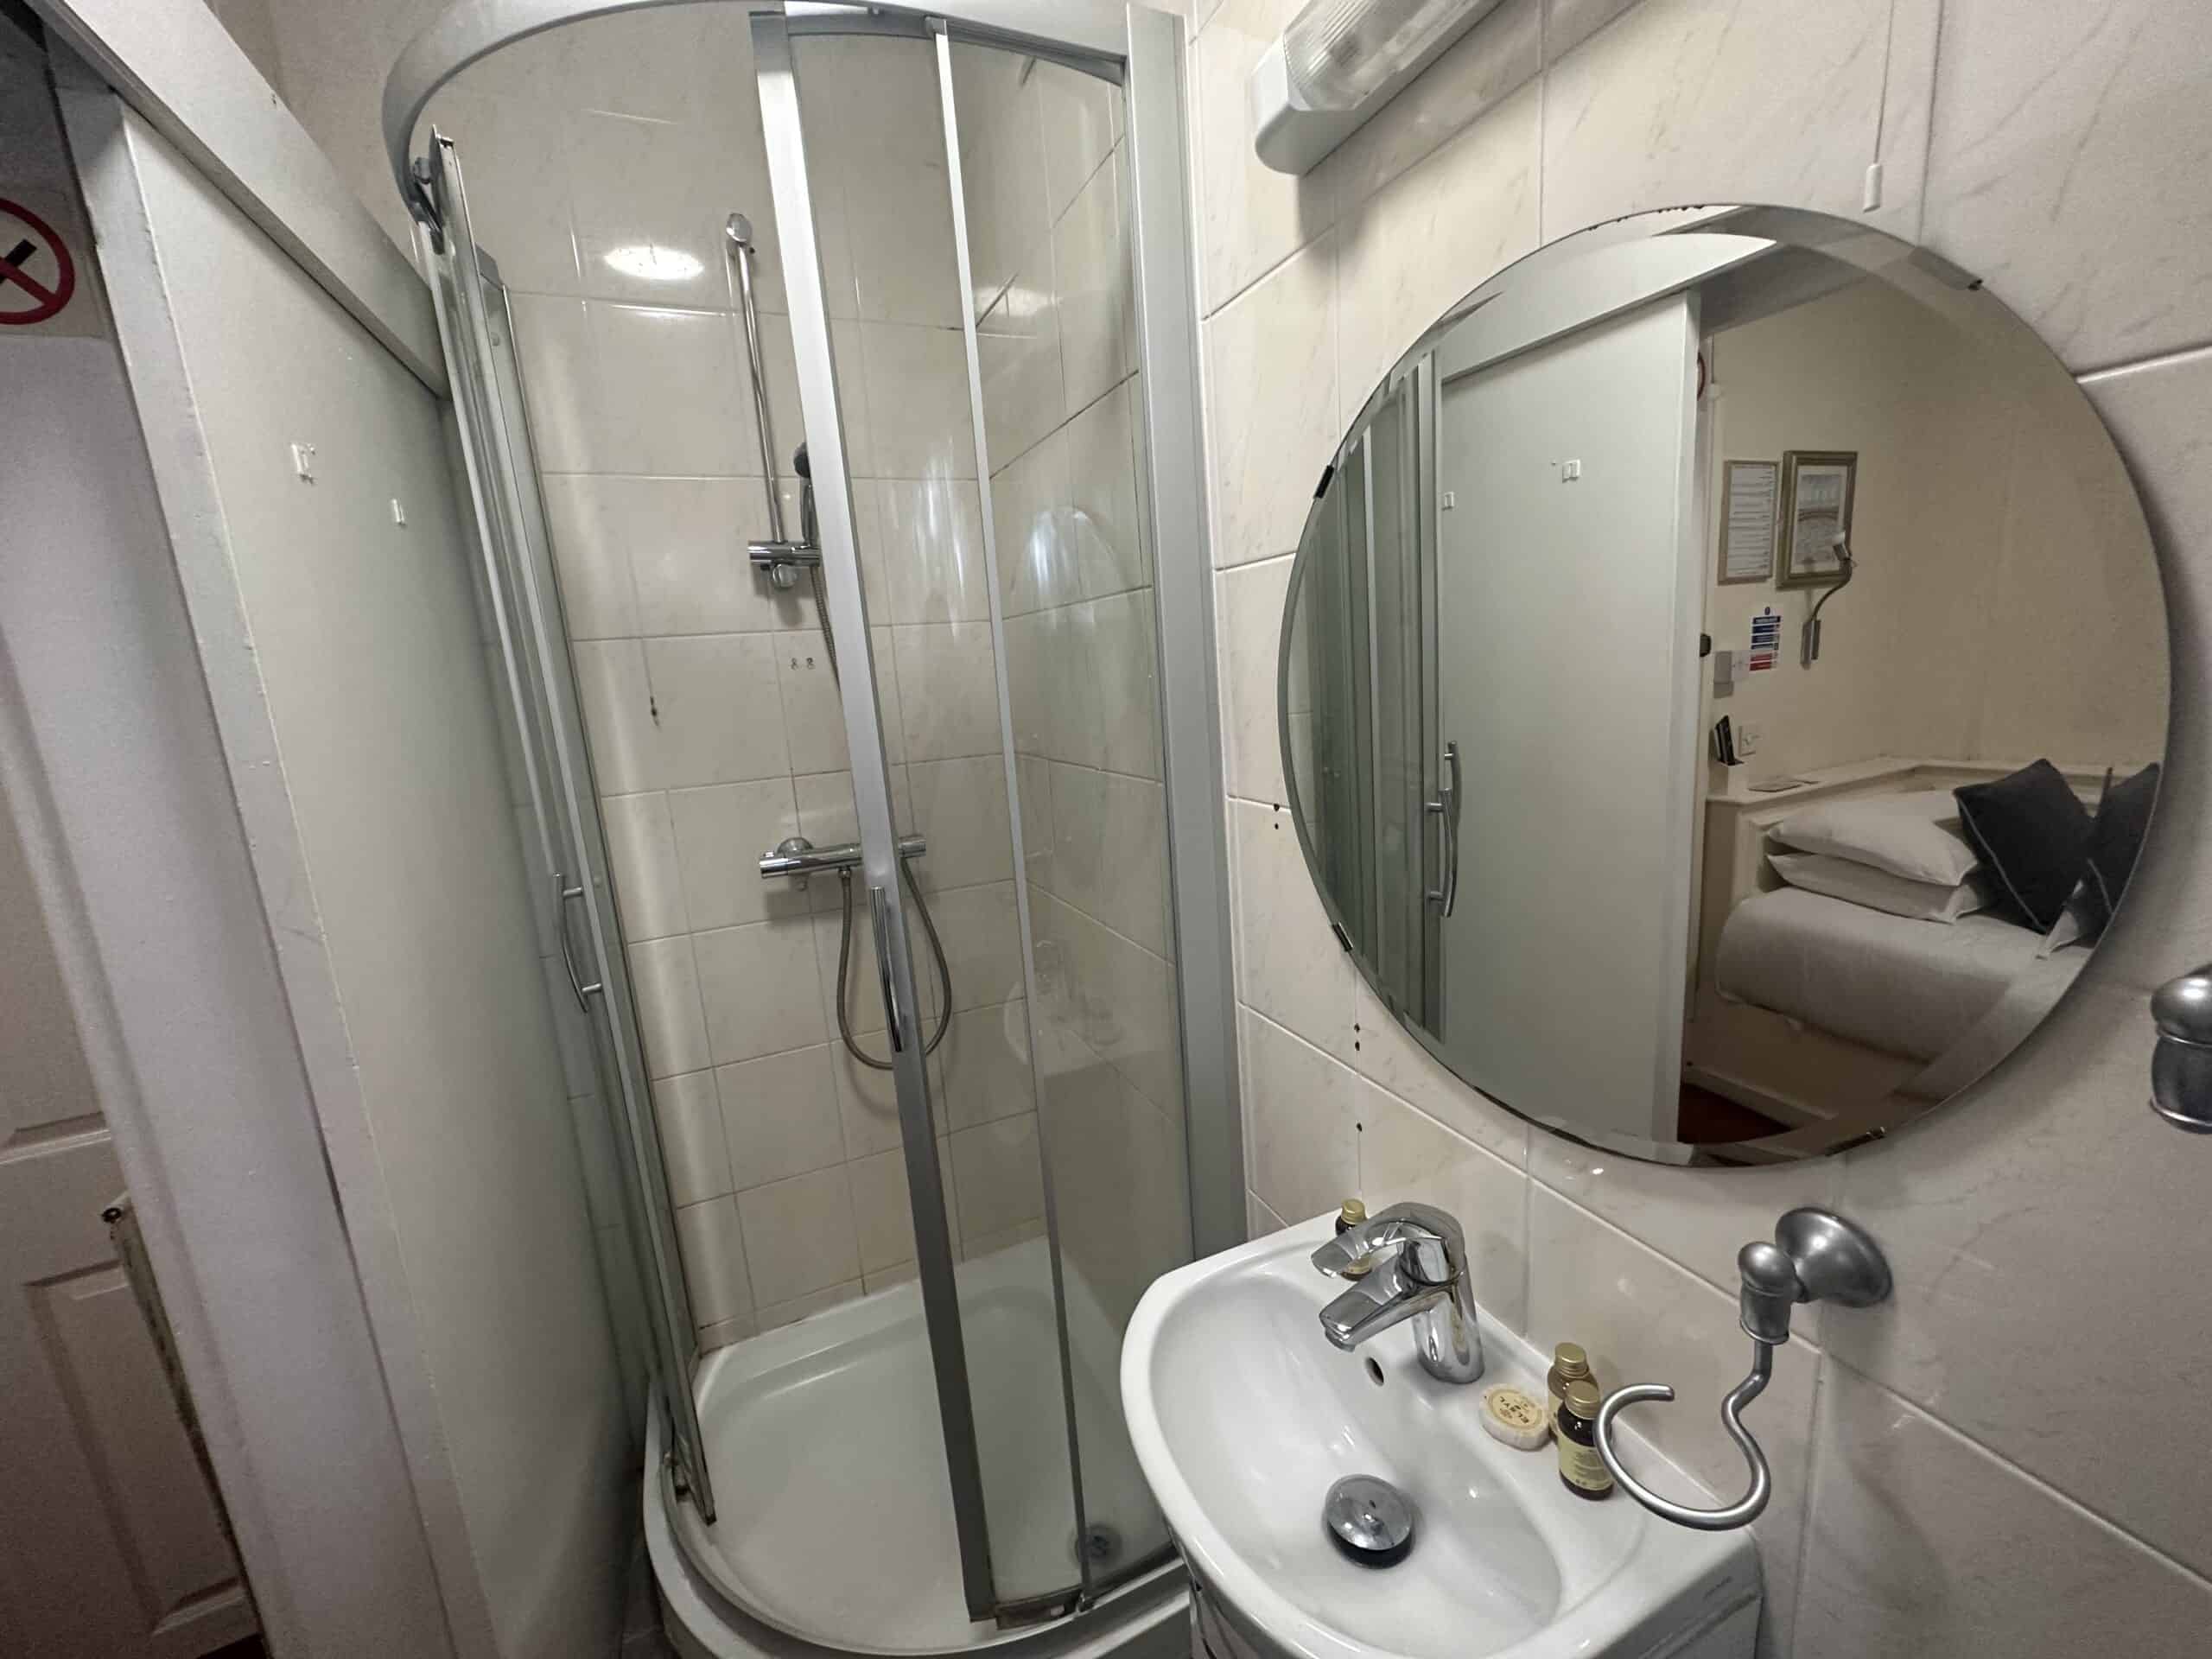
[1277,206,2168,1167]
[1777,449,1858,587]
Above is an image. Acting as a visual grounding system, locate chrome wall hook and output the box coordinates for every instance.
[1593,1208,1890,1531]
[2151,966,2212,1133]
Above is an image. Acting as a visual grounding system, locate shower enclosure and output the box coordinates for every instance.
[388,0,1235,1646]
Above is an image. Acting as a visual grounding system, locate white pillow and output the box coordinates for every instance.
[1769,852,1987,923]
[1771,789,1980,886]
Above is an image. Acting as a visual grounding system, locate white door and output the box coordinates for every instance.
[0,794,257,1656]
[1433,295,1702,1143]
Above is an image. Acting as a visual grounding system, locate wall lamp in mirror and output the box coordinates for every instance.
[1252,0,1506,174]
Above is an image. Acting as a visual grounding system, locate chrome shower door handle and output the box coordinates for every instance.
[554,874,603,1010]
[867,882,906,1054]
[1426,740,1461,916]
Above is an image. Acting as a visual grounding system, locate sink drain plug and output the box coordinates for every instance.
[1323,1474,1415,1567]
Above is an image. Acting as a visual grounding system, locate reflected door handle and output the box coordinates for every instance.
[555,874,603,1009]
[867,882,906,1054]
[1426,741,1461,916]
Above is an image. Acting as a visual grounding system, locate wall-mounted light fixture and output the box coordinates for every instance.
[1250,0,1505,175]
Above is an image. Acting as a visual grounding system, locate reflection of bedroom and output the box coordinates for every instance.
[1684,275,2167,1146]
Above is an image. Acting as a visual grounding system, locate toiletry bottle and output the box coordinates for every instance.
[1547,1342,1592,1427]
[1334,1198,1370,1277]
[1554,1380,1614,1501]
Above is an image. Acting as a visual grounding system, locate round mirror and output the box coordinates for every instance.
[1280,207,2168,1167]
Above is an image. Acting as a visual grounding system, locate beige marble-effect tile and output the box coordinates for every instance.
[824,43,963,331]
[950,41,1049,322]
[976,256,1067,472]
[847,1146,919,1274]
[949,1112,1046,1238]
[738,1164,861,1301]
[1037,61,1118,226]
[601,791,686,941]
[2079,347,2212,989]
[1038,893,1184,1121]
[1528,1133,1841,1314]
[673,1194,752,1325]
[1049,766,1170,957]
[1246,1188,1290,1241]
[879,479,990,625]
[1336,78,1541,403]
[666,779,804,932]
[1525,1185,1819,1655]
[1541,0,1906,245]
[1794,1363,2212,1659]
[1232,799,1357,1061]
[1350,980,1529,1169]
[1240,1008,1359,1226]
[1217,556,1294,805]
[1053,152,1135,420]
[1922,1,2212,371]
[1357,1081,1529,1332]
[1192,0,1335,311]
[938,1001,1038,1131]
[639,633,791,788]
[1063,381,1149,601]
[772,630,850,777]
[1318,0,1542,227]
[908,755,1015,894]
[715,1045,845,1190]
[618,476,803,638]
[692,917,826,1065]
[930,881,1027,1012]
[626,932,710,1078]
[893,623,1001,762]
[1828,982,2212,1580]
[829,1039,906,1160]
[861,322,978,480]
[652,1069,730,1207]
[1204,234,1338,568]
[540,474,643,639]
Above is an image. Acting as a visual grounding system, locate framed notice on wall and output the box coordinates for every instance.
[1778,450,1858,588]
[1718,459,1778,584]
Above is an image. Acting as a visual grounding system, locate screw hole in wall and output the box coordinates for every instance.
[1364,1357,1384,1387]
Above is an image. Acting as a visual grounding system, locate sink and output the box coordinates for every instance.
[1122,1215,1760,1659]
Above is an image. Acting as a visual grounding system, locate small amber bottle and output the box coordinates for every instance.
[1333,1198,1371,1277]
[1546,1342,1592,1428]
[1555,1379,1614,1501]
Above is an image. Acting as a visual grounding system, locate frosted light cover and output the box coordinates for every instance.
[1281,0,1491,111]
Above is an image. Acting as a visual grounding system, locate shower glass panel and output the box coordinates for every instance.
[405,0,1214,1638]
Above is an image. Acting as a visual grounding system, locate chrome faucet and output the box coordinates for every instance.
[1310,1202,1484,1384]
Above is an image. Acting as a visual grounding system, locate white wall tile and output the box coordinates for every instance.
[1217,556,1293,804]
[640,633,791,787]
[1192,0,1335,310]
[667,779,804,931]
[977,264,1067,470]
[819,38,964,329]
[1357,1082,1529,1332]
[716,1045,845,1189]
[566,110,743,311]
[572,639,653,795]
[620,476,804,638]
[772,630,849,775]
[507,292,598,472]
[1037,61,1117,226]
[1541,0,1910,245]
[991,430,1074,616]
[1349,980,1530,1168]
[929,880,1027,1012]
[1335,79,1541,402]
[830,1040,906,1160]
[1232,799,1357,1060]
[1795,1363,2212,1659]
[847,1145,918,1274]
[673,1194,752,1326]
[1525,1185,1818,1656]
[652,1069,730,1206]
[1086,592,1166,779]
[693,917,825,1065]
[1063,382,1149,601]
[1204,235,1338,568]
[1246,1188,1289,1241]
[626,932,710,1078]
[429,90,582,296]
[582,301,753,476]
[1923,0,2212,371]
[1542,0,1638,65]
[601,790,687,940]
[1239,1008,1358,1225]
[1050,766,1170,957]
[737,1165,861,1300]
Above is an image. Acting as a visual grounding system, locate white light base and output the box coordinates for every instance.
[1249,0,1503,176]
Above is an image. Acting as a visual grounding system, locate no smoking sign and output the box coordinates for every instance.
[0,197,77,326]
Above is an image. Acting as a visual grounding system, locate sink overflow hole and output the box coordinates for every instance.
[1364,1357,1384,1387]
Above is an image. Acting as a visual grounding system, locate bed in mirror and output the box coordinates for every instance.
[1281,206,2169,1166]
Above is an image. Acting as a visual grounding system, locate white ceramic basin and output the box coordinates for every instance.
[1122,1216,1760,1659]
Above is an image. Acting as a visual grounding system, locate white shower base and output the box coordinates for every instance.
[649,1239,1184,1659]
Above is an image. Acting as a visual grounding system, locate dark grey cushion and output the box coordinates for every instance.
[1953,760,2093,932]
[2081,763,2160,933]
